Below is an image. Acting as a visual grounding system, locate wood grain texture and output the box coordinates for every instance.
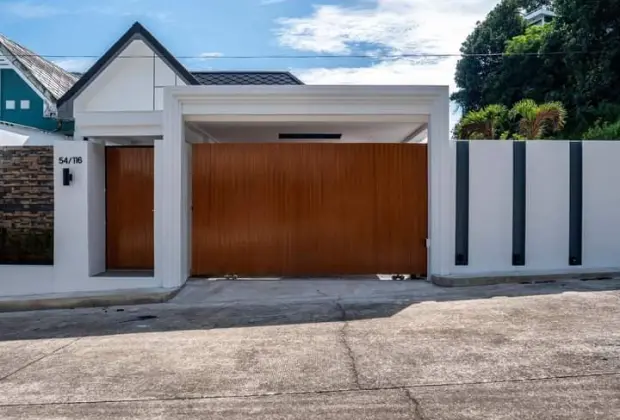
[106,147,154,270]
[192,143,427,276]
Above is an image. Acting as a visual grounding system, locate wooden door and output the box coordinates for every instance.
[106,147,154,270]
[191,143,427,277]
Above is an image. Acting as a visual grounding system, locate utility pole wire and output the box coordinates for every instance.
[8,51,605,60]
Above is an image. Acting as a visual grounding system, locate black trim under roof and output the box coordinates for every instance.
[279,133,342,140]
[57,22,199,108]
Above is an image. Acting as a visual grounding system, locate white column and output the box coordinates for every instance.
[53,136,91,292]
[155,93,189,289]
[86,141,106,276]
[428,90,453,277]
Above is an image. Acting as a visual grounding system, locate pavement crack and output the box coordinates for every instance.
[0,337,81,383]
[335,301,362,390]
[0,372,618,409]
[403,389,425,420]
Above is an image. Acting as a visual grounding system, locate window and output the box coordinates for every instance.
[5,100,15,110]
[20,100,30,110]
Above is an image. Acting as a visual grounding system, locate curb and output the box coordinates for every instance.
[0,286,183,313]
[431,271,620,287]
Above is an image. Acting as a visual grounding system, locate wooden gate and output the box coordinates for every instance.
[106,147,154,270]
[191,143,427,277]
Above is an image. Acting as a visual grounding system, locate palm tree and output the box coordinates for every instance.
[455,104,508,139]
[509,99,567,139]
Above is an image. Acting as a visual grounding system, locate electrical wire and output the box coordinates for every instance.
[4,51,604,60]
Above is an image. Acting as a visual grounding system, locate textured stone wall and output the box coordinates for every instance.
[0,146,54,230]
[0,147,54,263]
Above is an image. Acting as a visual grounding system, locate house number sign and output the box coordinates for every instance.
[58,157,83,165]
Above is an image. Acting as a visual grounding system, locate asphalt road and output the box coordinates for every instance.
[0,279,618,419]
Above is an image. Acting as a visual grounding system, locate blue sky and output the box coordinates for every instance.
[0,0,499,122]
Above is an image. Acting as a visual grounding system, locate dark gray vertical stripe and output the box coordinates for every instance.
[512,141,526,266]
[569,141,583,266]
[455,141,469,266]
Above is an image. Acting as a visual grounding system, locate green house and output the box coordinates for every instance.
[0,33,77,135]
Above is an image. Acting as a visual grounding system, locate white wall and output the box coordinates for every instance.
[87,142,106,275]
[583,142,620,268]
[525,141,570,270]
[0,266,54,297]
[1,140,159,298]
[466,141,513,272]
[446,140,620,277]
[75,40,185,113]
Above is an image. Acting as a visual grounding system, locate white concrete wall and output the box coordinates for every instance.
[74,40,184,113]
[87,141,106,275]
[583,142,620,269]
[447,140,620,277]
[1,140,159,298]
[525,141,570,270]
[0,266,54,297]
[467,141,513,272]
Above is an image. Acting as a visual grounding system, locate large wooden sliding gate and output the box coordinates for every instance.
[106,147,154,270]
[191,143,427,277]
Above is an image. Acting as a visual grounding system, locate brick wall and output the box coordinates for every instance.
[0,146,54,263]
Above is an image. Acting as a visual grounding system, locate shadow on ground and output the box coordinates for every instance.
[0,278,618,342]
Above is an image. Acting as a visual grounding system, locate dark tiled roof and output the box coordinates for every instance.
[191,71,303,85]
[0,34,78,100]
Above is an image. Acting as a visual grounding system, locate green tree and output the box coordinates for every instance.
[498,23,564,106]
[454,104,509,139]
[510,99,567,139]
[451,0,554,112]
[451,0,526,113]
[583,120,620,140]
[551,0,620,135]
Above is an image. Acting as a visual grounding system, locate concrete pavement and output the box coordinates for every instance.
[0,279,618,419]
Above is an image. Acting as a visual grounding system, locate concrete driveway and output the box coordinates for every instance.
[0,278,618,419]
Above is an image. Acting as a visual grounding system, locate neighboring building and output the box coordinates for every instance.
[524,7,555,26]
[0,33,77,134]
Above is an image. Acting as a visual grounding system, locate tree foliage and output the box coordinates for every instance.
[456,100,566,140]
[452,0,620,138]
[450,0,526,113]
[454,104,508,139]
[583,120,620,140]
[510,99,566,139]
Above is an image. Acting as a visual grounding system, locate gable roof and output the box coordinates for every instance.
[191,71,303,85]
[0,33,78,101]
[57,22,199,108]
[56,22,305,119]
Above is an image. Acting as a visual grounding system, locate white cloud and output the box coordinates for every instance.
[2,0,171,22]
[277,0,497,125]
[199,52,224,58]
[53,58,95,73]
[2,1,62,18]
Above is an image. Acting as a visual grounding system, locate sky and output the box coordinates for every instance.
[0,0,501,123]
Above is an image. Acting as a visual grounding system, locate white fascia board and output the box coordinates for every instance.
[75,111,162,137]
[171,85,446,102]
[173,85,447,119]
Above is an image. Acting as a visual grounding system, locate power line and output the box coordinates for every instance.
[7,51,602,60]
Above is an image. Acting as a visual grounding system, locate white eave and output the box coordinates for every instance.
[0,121,69,146]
